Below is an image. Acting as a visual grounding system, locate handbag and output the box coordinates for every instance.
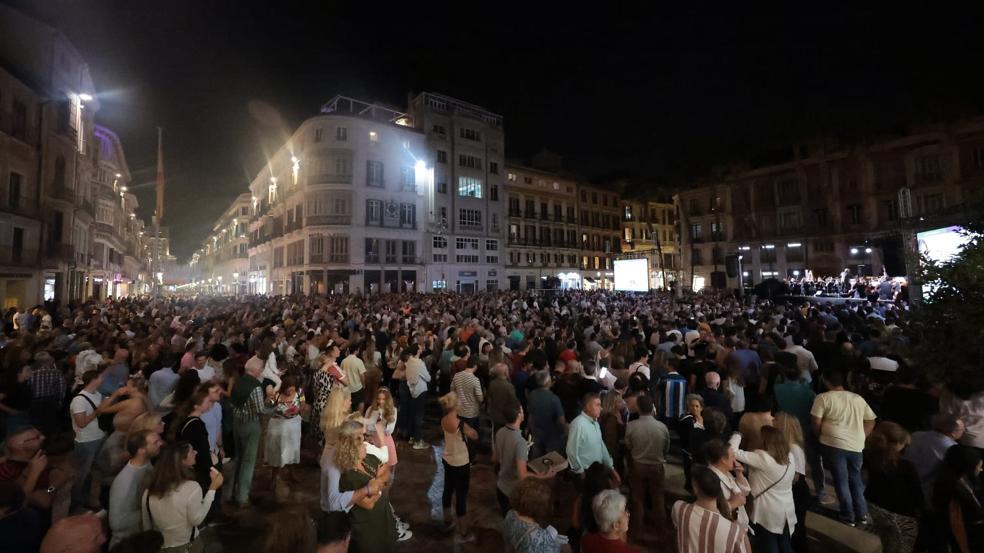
[745,463,790,522]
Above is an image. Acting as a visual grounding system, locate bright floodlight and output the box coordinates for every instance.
[865,247,872,254]
[793,270,800,276]
[79,93,93,101]
[415,160,426,171]
[850,248,859,255]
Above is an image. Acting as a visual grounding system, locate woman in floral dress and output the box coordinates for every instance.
[266,375,303,486]
[309,341,345,445]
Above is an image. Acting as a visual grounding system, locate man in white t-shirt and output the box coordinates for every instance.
[627,346,651,380]
[192,350,215,383]
[70,369,118,511]
[340,344,367,412]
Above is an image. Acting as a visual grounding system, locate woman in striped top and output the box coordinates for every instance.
[672,465,751,553]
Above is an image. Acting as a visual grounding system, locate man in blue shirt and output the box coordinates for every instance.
[904,414,965,507]
[566,393,620,485]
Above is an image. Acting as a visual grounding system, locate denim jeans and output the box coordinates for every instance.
[233,419,261,504]
[821,444,867,521]
[396,381,411,437]
[753,523,793,553]
[72,438,104,509]
[410,393,428,442]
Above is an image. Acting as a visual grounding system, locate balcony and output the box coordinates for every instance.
[48,186,75,203]
[0,245,38,265]
[307,214,351,226]
[459,222,483,232]
[307,173,352,185]
[45,242,74,262]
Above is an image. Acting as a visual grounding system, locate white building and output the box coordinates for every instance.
[190,193,251,294]
[245,96,430,295]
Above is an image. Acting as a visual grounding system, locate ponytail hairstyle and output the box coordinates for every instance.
[691,464,733,521]
[865,421,910,472]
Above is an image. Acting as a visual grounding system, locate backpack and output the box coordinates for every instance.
[74,392,115,433]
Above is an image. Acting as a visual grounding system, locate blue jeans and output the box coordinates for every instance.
[821,444,867,521]
[753,523,793,553]
[72,438,104,509]
[410,393,428,442]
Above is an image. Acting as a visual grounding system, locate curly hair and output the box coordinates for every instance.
[333,428,364,473]
[510,477,553,521]
[373,387,396,424]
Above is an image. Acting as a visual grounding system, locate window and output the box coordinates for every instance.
[813,240,834,253]
[507,172,517,182]
[712,246,724,265]
[401,240,416,263]
[432,124,446,136]
[760,245,777,263]
[884,199,899,222]
[437,150,448,163]
[624,205,632,220]
[400,167,415,191]
[711,221,724,241]
[335,127,347,141]
[779,211,801,230]
[433,236,448,249]
[458,154,482,169]
[486,279,498,291]
[458,209,482,230]
[335,156,351,176]
[437,180,447,194]
[486,256,498,264]
[457,177,483,198]
[399,203,415,228]
[432,280,447,289]
[625,227,633,241]
[384,240,398,263]
[329,236,349,262]
[433,253,448,262]
[914,154,943,182]
[369,131,378,143]
[486,239,498,251]
[918,193,944,214]
[974,148,984,169]
[490,162,499,174]
[847,204,862,225]
[814,208,829,228]
[524,176,533,184]
[776,177,800,205]
[366,199,382,224]
[459,127,481,141]
[12,101,26,141]
[8,172,23,210]
[314,128,323,142]
[691,248,702,265]
[592,192,598,204]
[490,184,499,201]
[690,224,703,241]
[457,254,479,263]
[456,237,479,250]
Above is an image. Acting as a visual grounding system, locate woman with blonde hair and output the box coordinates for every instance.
[730,425,797,553]
[774,412,810,553]
[599,390,626,479]
[320,386,353,447]
[310,341,347,445]
[336,424,397,553]
[439,391,478,543]
[864,422,922,553]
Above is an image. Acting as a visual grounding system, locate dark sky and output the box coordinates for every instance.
[6,2,984,260]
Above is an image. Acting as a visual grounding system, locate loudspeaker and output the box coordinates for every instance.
[725,255,739,278]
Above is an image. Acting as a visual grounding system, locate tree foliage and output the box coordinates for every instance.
[911,218,984,398]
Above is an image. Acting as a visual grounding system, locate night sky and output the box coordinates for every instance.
[6,2,984,260]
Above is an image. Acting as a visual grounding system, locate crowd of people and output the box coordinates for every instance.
[0,287,981,553]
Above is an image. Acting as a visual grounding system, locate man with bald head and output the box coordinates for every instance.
[40,514,106,553]
[698,371,733,420]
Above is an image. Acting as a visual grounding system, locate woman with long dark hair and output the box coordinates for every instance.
[864,422,922,553]
[142,442,223,553]
[933,445,984,553]
[174,385,218,492]
[672,465,752,553]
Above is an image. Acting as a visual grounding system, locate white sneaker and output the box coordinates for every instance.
[397,529,413,542]
[412,440,429,450]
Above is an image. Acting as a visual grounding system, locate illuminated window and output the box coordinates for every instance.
[507,173,517,182]
[457,177,483,198]
[369,131,378,143]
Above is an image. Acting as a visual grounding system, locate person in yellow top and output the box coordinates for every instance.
[810,370,876,526]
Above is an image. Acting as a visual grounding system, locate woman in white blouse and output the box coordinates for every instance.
[729,425,797,553]
[142,442,223,553]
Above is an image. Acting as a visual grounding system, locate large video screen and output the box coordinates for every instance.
[614,258,649,292]
[917,226,975,264]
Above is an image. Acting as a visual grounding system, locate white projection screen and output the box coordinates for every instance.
[614,258,650,292]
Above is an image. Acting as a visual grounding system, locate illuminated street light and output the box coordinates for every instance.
[850,248,859,255]
[865,247,872,254]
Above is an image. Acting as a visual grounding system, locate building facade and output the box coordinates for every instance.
[87,125,144,299]
[243,96,429,295]
[190,193,252,294]
[677,119,984,291]
[409,93,506,293]
[0,5,153,306]
[576,182,622,289]
[620,195,680,290]
[503,163,583,290]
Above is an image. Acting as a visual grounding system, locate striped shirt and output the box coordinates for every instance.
[451,370,484,419]
[672,501,748,553]
[660,372,688,420]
